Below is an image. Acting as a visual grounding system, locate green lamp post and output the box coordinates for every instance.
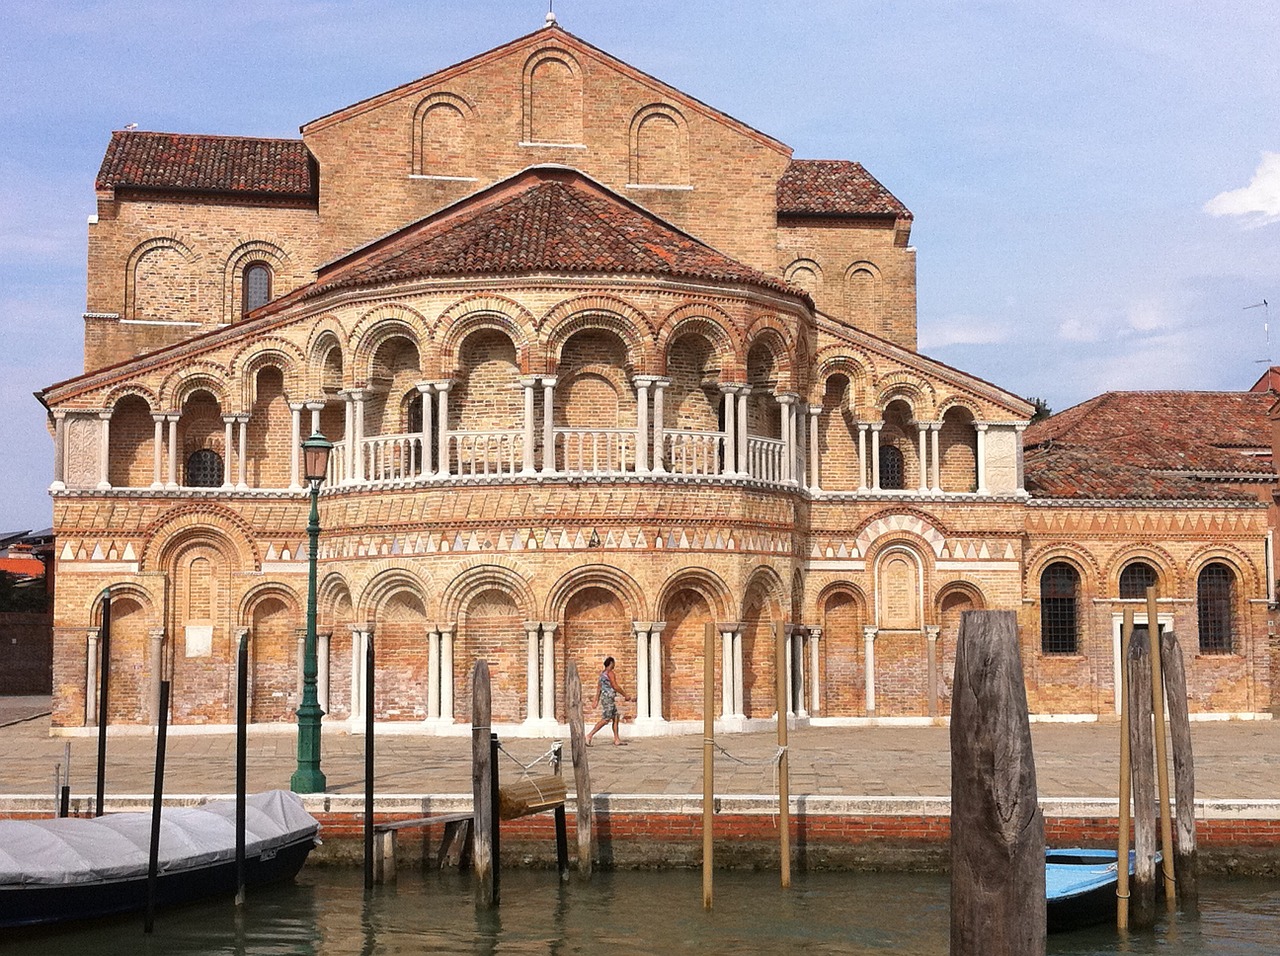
[291,430,333,794]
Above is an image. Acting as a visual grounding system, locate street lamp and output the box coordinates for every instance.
[291,430,333,793]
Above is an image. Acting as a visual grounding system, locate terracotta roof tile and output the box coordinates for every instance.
[776,160,912,218]
[309,167,807,301]
[1023,446,1259,502]
[96,131,316,199]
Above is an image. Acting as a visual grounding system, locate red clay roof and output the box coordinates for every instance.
[96,131,316,199]
[1023,446,1260,502]
[306,166,808,301]
[776,160,912,219]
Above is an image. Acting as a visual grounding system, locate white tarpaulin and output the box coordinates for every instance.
[0,790,318,886]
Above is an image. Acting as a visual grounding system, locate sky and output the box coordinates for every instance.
[0,0,1276,531]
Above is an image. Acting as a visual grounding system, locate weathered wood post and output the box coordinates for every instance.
[1116,608,1134,930]
[95,588,112,817]
[472,660,496,907]
[774,621,791,889]
[1146,587,1176,909]
[1160,629,1198,907]
[566,661,593,876]
[703,620,715,910]
[364,635,375,891]
[1127,627,1157,929]
[949,610,1044,956]
[235,631,248,907]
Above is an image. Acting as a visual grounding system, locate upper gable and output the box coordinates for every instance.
[300,24,793,272]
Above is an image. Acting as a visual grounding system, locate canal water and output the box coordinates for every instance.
[7,868,1278,954]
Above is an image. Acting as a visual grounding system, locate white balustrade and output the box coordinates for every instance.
[663,430,724,476]
[747,436,785,483]
[360,432,428,483]
[449,429,523,477]
[555,428,635,475]
[326,440,349,486]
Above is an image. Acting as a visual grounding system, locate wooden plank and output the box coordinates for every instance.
[1128,627,1157,929]
[472,660,495,907]
[567,660,593,876]
[949,610,1044,956]
[497,775,567,819]
[1160,629,1198,908]
[374,811,474,833]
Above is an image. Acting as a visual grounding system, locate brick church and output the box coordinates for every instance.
[38,19,1275,735]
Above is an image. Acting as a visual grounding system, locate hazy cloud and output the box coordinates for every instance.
[1204,152,1280,225]
[918,315,1010,348]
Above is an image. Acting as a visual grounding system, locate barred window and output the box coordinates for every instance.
[243,262,272,314]
[186,449,223,488]
[879,445,905,490]
[1119,561,1158,599]
[1040,562,1079,654]
[1197,563,1235,654]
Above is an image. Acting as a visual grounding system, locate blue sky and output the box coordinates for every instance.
[1,0,1276,530]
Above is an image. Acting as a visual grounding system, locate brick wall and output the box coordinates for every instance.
[0,612,52,694]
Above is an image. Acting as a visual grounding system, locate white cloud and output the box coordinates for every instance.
[1057,317,1103,343]
[918,315,1009,348]
[1126,300,1170,332]
[1204,152,1280,225]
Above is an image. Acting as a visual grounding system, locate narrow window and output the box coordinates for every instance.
[1040,562,1079,654]
[1197,563,1235,654]
[186,449,224,487]
[1119,561,1158,599]
[879,445,905,490]
[243,262,272,314]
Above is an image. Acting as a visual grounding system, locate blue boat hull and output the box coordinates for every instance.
[1046,848,1132,934]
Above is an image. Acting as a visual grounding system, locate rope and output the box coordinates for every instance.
[496,741,562,779]
[706,740,787,768]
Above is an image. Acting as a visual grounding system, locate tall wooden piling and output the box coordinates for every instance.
[1127,627,1157,929]
[364,635,375,891]
[235,631,248,907]
[1160,629,1198,907]
[566,661,593,876]
[472,661,496,907]
[703,620,715,909]
[949,610,1044,956]
[95,588,112,817]
[774,621,790,889]
[1146,587,1176,908]
[1116,608,1134,930]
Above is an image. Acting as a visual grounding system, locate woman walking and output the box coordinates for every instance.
[587,656,628,746]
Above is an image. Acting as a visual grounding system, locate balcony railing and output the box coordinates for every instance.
[663,429,725,476]
[362,432,429,482]
[555,428,636,475]
[746,436,784,484]
[450,429,524,477]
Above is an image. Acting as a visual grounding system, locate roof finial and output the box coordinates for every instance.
[545,1,556,26]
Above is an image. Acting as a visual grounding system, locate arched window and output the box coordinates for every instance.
[243,262,272,314]
[1197,563,1235,654]
[1119,561,1158,599]
[186,449,224,488]
[879,445,905,490]
[1040,562,1079,654]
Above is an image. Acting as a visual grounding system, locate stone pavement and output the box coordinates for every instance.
[2,696,1278,802]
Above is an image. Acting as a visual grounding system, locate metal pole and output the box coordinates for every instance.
[96,588,111,817]
[236,631,248,907]
[145,679,170,934]
[291,478,326,793]
[1117,608,1133,930]
[364,635,375,891]
[491,732,500,906]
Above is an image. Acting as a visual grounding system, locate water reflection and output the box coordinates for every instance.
[3,870,1277,954]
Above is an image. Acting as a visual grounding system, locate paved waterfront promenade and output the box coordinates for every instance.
[2,695,1277,803]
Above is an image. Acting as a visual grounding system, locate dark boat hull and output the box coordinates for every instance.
[0,831,315,930]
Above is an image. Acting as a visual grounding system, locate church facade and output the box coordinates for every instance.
[39,22,1274,734]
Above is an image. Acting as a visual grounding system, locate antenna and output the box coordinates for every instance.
[1247,300,1271,365]
[545,0,556,26]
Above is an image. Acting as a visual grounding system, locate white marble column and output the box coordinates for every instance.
[435,382,453,478]
[50,411,67,491]
[353,391,367,482]
[540,377,558,475]
[797,403,809,488]
[733,628,745,718]
[97,411,112,489]
[777,395,795,483]
[308,401,324,436]
[288,402,304,490]
[975,423,989,495]
[149,628,165,725]
[808,406,822,493]
[871,424,883,491]
[221,416,236,489]
[427,628,442,719]
[808,626,822,715]
[540,622,557,724]
[930,423,942,494]
[648,622,665,722]
[343,392,355,483]
[1015,423,1028,494]
[783,626,796,716]
[925,624,940,718]
[857,422,869,493]
[416,386,434,479]
[149,414,164,488]
[236,416,250,489]
[318,630,331,713]
[166,414,180,488]
[440,625,455,722]
[85,628,100,725]
[519,378,537,475]
[736,386,751,475]
[651,379,669,474]
[524,621,541,722]
[350,625,370,722]
[917,423,929,493]
[863,625,878,716]
[720,628,734,719]
[720,386,737,476]
[634,622,650,720]
[631,376,651,473]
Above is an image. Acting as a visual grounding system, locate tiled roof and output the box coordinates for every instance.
[1023,446,1259,502]
[776,160,912,218]
[96,131,317,199]
[307,167,807,301]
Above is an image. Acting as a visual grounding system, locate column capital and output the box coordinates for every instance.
[438,623,455,638]
[166,412,181,422]
[149,627,167,641]
[862,625,879,642]
[974,422,990,432]
[808,626,823,640]
[288,402,308,412]
[777,392,799,406]
[523,620,542,636]
[350,622,372,638]
[650,620,666,635]
[305,400,327,412]
[97,409,113,421]
[517,376,541,388]
[540,621,559,636]
[631,375,660,388]
[869,422,884,433]
[925,625,941,641]
[342,388,368,400]
[52,408,68,421]
[539,376,558,388]
[807,404,823,417]
[152,412,168,423]
[86,627,100,643]
[649,377,671,390]
[736,384,753,396]
[632,620,653,635]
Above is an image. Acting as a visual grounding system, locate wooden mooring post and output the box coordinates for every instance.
[566,661,593,877]
[1160,629,1198,908]
[1127,626,1157,929]
[703,620,715,910]
[472,661,497,907]
[949,610,1044,956]
[774,621,791,889]
[1116,608,1134,930]
[1145,587,1177,910]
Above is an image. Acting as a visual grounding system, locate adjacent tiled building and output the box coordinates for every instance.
[37,21,1275,734]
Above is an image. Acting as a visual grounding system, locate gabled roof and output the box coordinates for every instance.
[95,131,317,199]
[777,160,912,219]
[1023,446,1260,502]
[292,166,807,303]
